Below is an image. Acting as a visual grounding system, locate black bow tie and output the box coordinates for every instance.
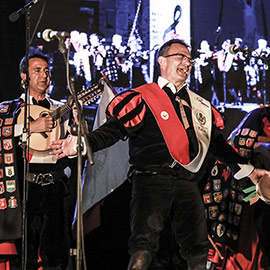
[32,98,50,109]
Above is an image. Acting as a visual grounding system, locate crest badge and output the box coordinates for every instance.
[195,111,206,125]
[0,104,9,113]
[0,198,7,209]
[5,166,15,178]
[213,179,221,191]
[3,139,13,150]
[2,126,12,137]
[6,180,16,193]
[8,196,18,208]
[4,153,14,165]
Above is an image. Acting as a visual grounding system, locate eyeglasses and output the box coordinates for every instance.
[163,53,195,66]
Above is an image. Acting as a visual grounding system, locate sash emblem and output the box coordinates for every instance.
[195,111,206,125]
[160,111,169,120]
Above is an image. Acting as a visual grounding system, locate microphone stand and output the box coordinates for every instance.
[60,41,94,270]
[9,1,45,269]
[19,7,31,270]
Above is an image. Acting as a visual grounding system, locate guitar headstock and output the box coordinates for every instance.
[77,84,104,106]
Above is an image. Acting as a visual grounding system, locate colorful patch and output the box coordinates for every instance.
[241,128,250,136]
[230,190,236,200]
[6,180,16,193]
[213,192,223,203]
[249,130,258,138]
[216,223,226,237]
[237,193,244,202]
[2,139,13,151]
[238,148,251,157]
[0,181,5,194]
[211,165,218,176]
[209,206,219,220]
[232,231,238,241]
[213,179,221,191]
[203,193,213,204]
[204,182,211,191]
[246,138,255,148]
[234,203,242,215]
[4,118,13,125]
[218,213,227,222]
[0,198,7,209]
[2,126,12,137]
[0,104,9,113]
[4,153,14,165]
[238,137,246,146]
[0,169,3,178]
[8,196,17,208]
[5,166,15,178]
[226,229,232,238]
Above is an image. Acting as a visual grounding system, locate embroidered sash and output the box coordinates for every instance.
[135,83,212,173]
[0,100,22,240]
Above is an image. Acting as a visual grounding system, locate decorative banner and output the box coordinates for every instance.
[149,0,191,82]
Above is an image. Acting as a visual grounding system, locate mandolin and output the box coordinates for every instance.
[17,84,103,151]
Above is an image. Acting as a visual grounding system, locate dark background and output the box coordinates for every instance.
[1,0,270,102]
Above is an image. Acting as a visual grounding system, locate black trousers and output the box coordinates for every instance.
[12,179,71,270]
[128,172,209,268]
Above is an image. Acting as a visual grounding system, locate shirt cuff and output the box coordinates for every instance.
[233,164,254,180]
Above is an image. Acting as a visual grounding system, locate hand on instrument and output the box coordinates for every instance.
[30,116,54,133]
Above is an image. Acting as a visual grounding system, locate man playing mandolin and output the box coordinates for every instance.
[0,50,77,270]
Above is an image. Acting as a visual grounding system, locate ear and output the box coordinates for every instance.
[20,73,26,81]
[158,56,166,68]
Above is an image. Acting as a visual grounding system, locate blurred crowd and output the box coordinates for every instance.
[41,31,150,100]
[35,31,270,106]
[193,37,270,105]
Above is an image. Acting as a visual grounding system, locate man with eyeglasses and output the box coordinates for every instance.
[49,39,270,270]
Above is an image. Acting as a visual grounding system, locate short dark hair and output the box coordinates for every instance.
[19,50,49,74]
[158,39,190,57]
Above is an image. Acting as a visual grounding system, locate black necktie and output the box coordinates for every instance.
[32,98,50,109]
[163,85,190,129]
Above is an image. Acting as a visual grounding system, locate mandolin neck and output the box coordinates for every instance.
[50,103,72,121]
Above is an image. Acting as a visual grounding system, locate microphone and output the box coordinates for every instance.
[9,0,39,22]
[42,29,70,42]
[228,44,250,55]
